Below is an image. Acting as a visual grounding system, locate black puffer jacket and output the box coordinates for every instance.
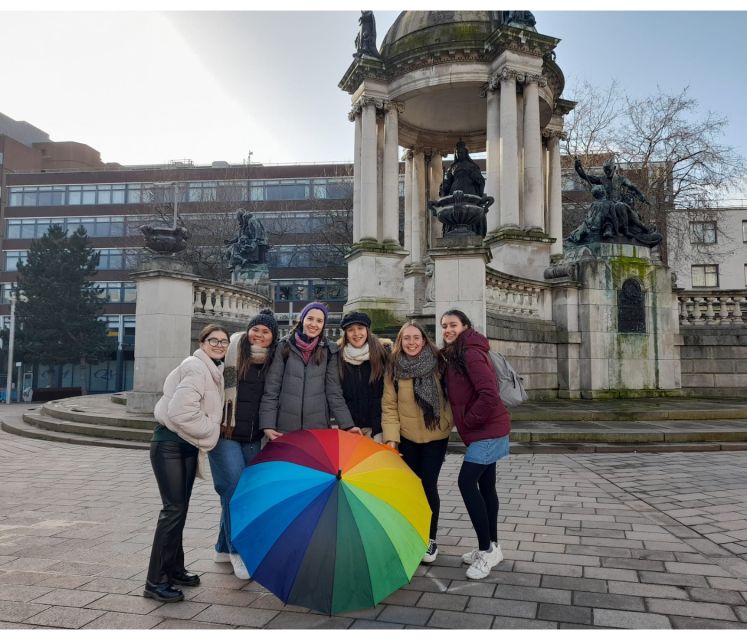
[231,363,267,443]
[339,360,384,436]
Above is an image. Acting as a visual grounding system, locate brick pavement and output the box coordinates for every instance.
[1,405,746,630]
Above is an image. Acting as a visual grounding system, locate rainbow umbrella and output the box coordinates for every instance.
[229,429,431,615]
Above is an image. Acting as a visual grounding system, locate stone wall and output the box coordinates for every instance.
[680,326,747,396]
[486,314,561,400]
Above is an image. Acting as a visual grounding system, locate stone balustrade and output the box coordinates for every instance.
[193,280,271,322]
[486,267,551,321]
[677,290,747,326]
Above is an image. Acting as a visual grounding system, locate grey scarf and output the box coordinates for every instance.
[395,349,441,430]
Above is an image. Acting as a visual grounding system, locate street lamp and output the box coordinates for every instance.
[5,292,15,404]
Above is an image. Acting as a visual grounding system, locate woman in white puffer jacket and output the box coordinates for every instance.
[144,323,228,604]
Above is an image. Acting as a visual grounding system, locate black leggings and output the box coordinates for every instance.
[399,436,448,540]
[458,461,499,551]
[146,439,198,585]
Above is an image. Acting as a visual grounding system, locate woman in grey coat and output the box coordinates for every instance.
[260,302,360,439]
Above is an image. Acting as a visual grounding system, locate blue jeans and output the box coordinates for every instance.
[208,437,261,554]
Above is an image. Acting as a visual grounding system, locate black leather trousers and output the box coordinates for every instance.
[146,439,198,585]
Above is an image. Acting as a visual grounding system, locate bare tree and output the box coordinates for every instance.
[563,82,746,264]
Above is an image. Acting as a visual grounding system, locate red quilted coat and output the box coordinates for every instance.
[443,328,511,446]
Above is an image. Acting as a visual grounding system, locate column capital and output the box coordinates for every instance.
[404,149,414,161]
[524,73,547,87]
[541,128,566,141]
[382,99,404,114]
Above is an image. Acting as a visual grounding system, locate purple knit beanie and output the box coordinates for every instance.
[299,302,329,324]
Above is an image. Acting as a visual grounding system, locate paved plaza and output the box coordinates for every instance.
[1,404,746,630]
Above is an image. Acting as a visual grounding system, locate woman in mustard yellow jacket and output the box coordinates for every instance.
[381,320,452,564]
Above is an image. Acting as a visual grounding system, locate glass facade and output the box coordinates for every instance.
[7,216,126,239]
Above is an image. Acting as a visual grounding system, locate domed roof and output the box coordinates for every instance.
[380,11,499,61]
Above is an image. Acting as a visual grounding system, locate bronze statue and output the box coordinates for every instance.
[503,11,536,30]
[440,141,486,198]
[354,10,380,58]
[566,185,618,244]
[224,208,270,268]
[570,158,662,247]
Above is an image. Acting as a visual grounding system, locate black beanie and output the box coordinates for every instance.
[247,308,279,344]
[340,311,372,330]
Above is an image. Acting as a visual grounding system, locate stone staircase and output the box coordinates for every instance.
[3,394,747,454]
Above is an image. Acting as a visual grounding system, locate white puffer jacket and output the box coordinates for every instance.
[154,348,225,451]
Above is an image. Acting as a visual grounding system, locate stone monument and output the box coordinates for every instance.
[223,208,271,285]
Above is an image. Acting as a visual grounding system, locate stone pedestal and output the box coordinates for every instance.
[486,227,555,281]
[343,244,409,318]
[429,236,492,342]
[127,258,198,414]
[232,263,269,286]
[553,243,681,399]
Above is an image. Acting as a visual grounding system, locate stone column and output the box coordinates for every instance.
[360,98,378,241]
[499,69,520,227]
[428,152,443,244]
[546,131,563,255]
[523,76,544,230]
[403,150,413,259]
[485,84,501,232]
[128,257,197,414]
[410,150,427,264]
[382,102,401,245]
[350,108,362,243]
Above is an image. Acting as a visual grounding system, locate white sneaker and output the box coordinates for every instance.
[422,539,438,563]
[229,553,251,580]
[213,550,231,563]
[465,543,503,580]
[462,542,502,565]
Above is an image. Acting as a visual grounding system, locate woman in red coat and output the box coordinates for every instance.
[440,309,511,580]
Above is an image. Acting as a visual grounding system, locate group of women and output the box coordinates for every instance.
[143,302,511,603]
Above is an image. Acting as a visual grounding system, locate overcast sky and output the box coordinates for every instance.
[1,3,745,172]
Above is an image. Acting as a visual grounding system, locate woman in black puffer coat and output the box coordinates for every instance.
[208,309,278,581]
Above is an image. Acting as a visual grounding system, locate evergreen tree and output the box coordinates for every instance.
[15,225,113,393]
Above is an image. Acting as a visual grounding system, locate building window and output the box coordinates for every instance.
[691,264,719,288]
[96,282,137,303]
[274,279,347,302]
[690,221,717,244]
[743,221,747,242]
[4,251,28,271]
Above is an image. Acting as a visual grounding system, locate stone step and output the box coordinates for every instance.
[1,416,149,450]
[448,440,747,455]
[510,405,747,422]
[24,408,153,442]
[41,399,156,430]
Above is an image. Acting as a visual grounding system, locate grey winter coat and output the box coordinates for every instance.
[259,335,354,433]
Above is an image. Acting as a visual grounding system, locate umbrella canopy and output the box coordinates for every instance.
[229,429,431,615]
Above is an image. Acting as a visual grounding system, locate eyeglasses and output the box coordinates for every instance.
[205,338,230,347]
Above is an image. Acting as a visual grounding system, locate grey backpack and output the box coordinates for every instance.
[486,351,528,408]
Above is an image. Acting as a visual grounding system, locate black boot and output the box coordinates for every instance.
[170,570,200,587]
[143,581,184,603]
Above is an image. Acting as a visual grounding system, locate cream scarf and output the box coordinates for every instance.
[343,342,370,366]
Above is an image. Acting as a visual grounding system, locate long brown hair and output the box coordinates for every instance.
[440,309,473,376]
[198,323,229,343]
[337,326,388,383]
[387,320,441,378]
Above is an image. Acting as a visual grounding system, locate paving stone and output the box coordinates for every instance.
[25,604,105,629]
[639,571,709,587]
[664,561,732,577]
[540,575,608,594]
[466,596,536,618]
[687,587,745,605]
[193,603,278,627]
[646,598,738,621]
[350,619,405,629]
[0,584,53,602]
[669,615,747,629]
[707,577,747,591]
[491,616,557,629]
[187,587,263,607]
[416,592,468,612]
[0,599,50,623]
[428,610,493,629]
[492,584,571,605]
[264,612,353,629]
[377,605,433,626]
[583,567,638,582]
[83,611,163,629]
[572,591,645,611]
[0,571,46,586]
[381,589,421,606]
[511,561,583,578]
[32,588,106,607]
[565,544,632,558]
[491,571,542,588]
[153,618,236,629]
[736,606,747,623]
[607,580,689,599]
[445,580,495,598]
[85,593,163,614]
[537,603,592,625]
[592,608,672,629]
